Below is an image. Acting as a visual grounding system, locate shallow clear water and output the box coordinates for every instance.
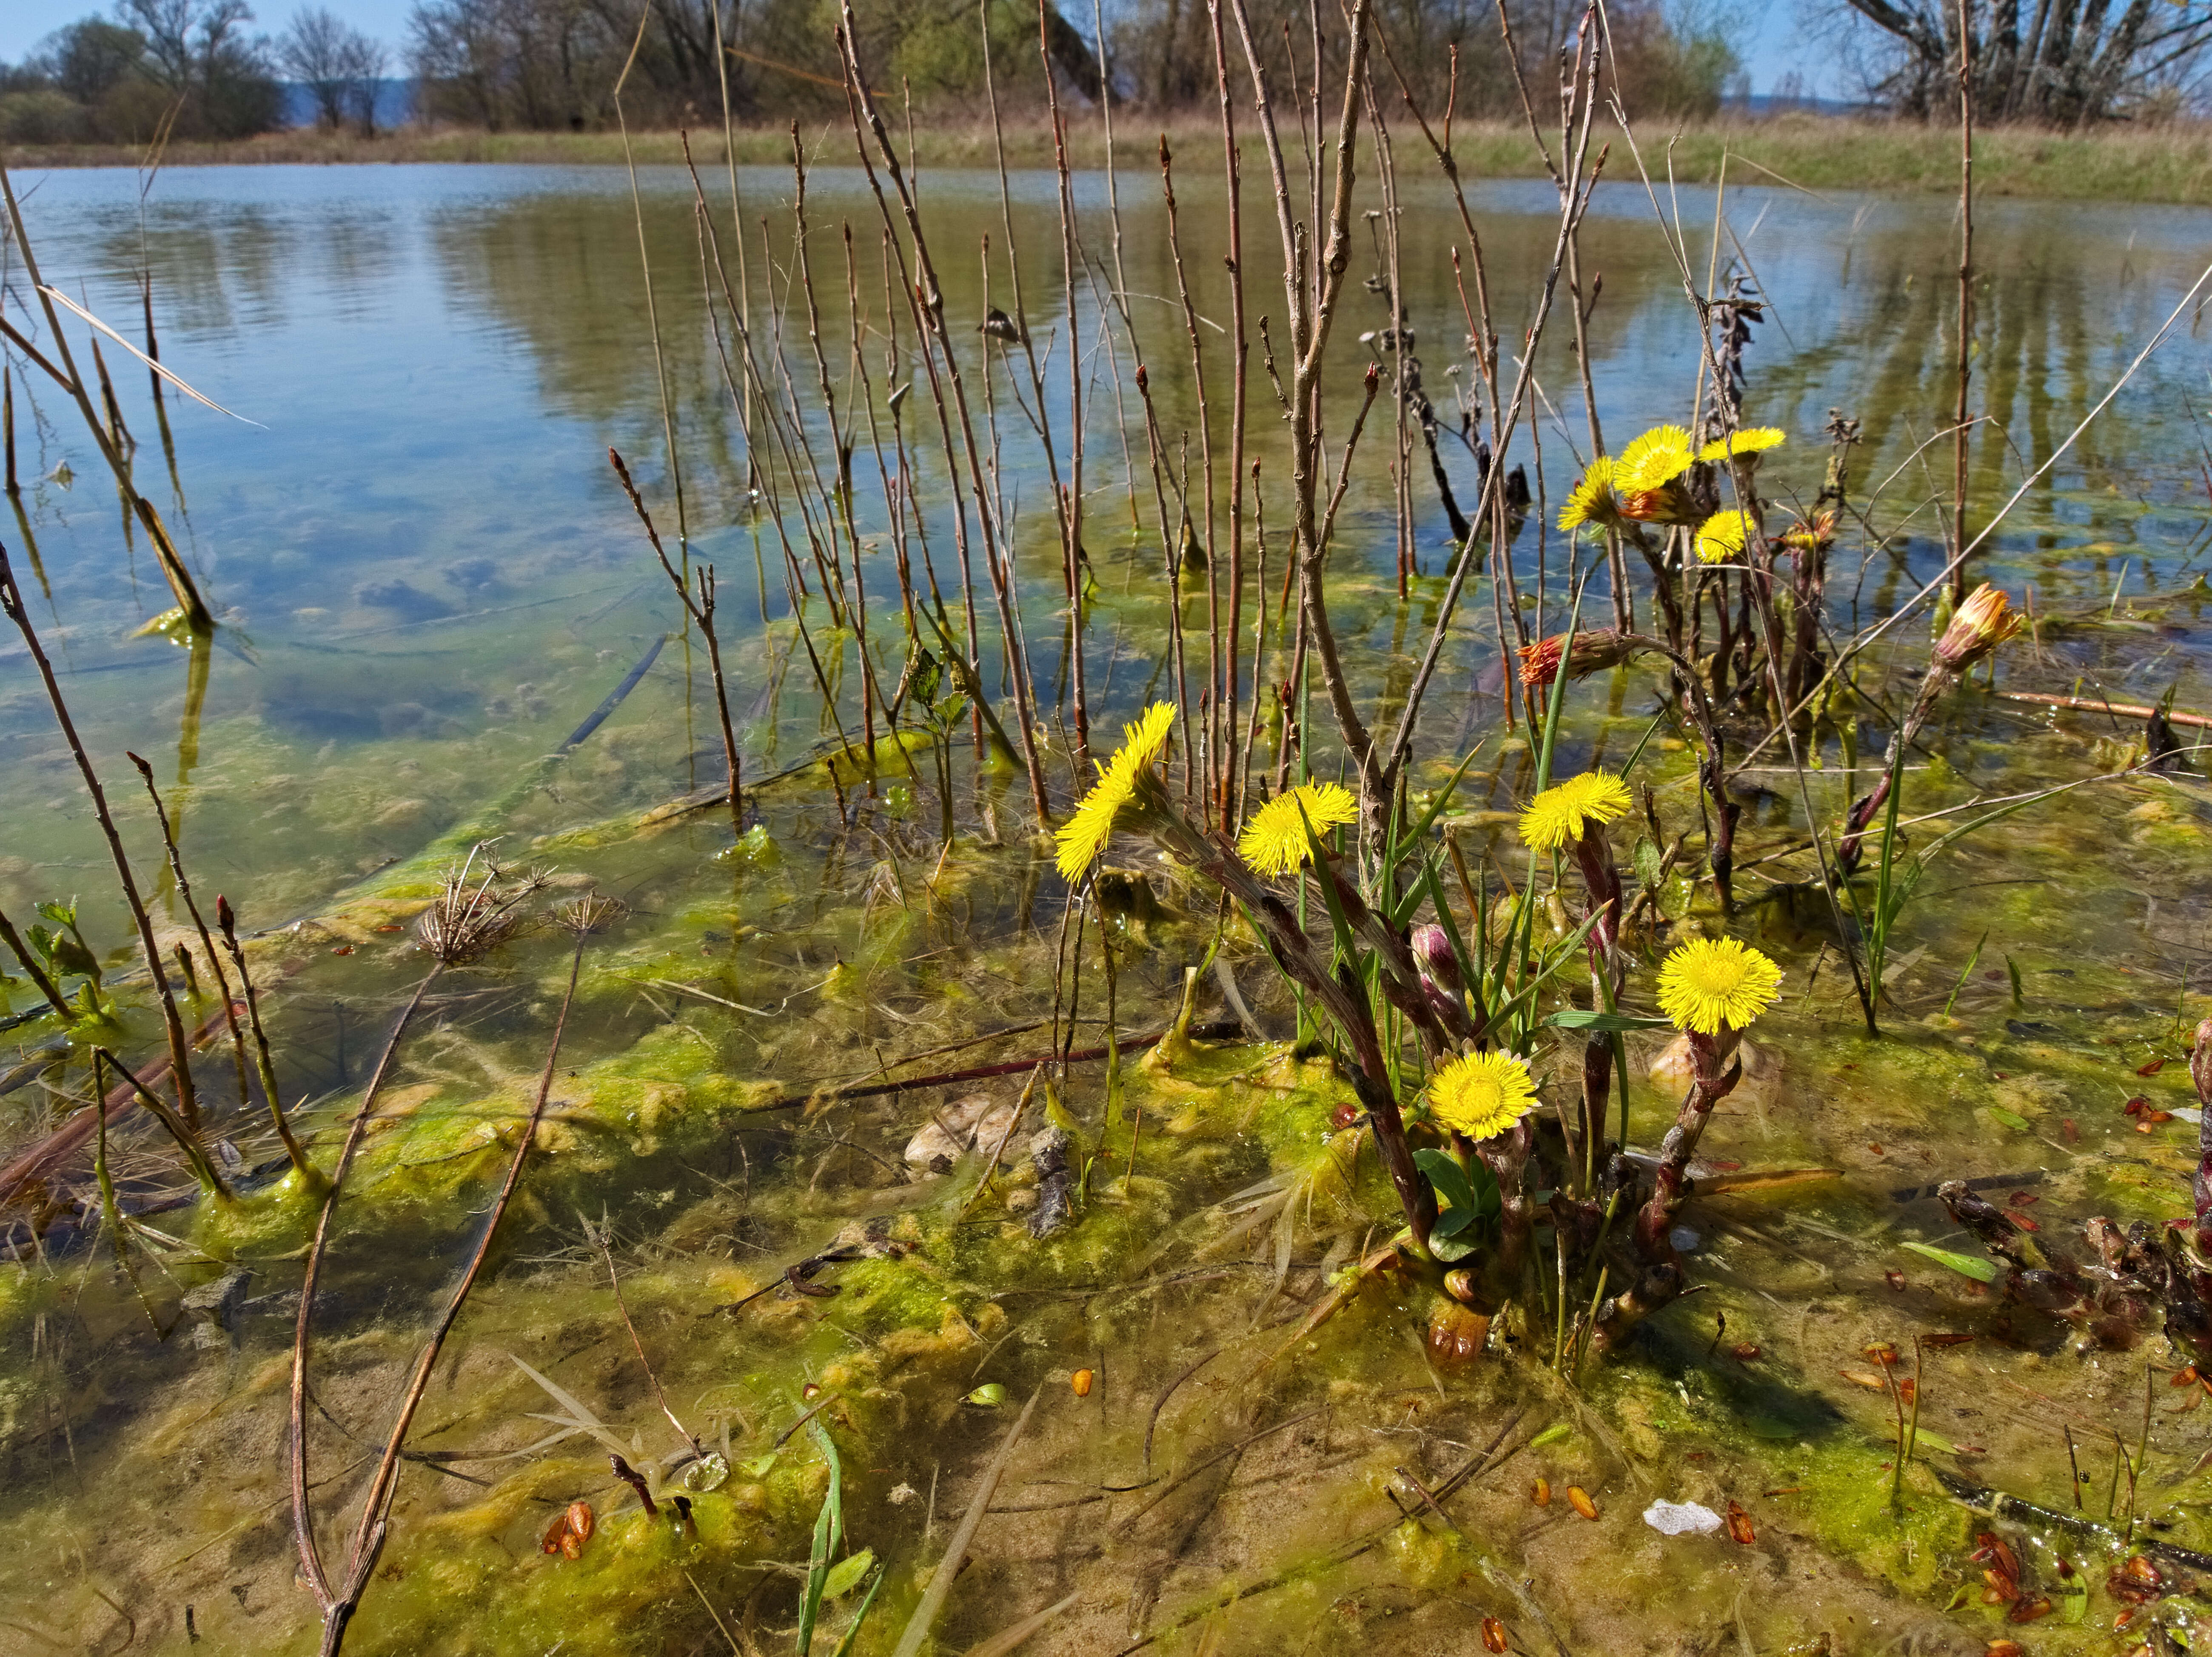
[5,160,2212,1655]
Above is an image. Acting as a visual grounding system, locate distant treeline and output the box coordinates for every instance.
[0,0,387,143]
[399,0,1741,132]
[0,0,1742,145]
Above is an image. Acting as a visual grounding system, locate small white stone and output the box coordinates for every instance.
[1668,1226,1702,1253]
[1642,1498,1723,1536]
[887,1483,918,1506]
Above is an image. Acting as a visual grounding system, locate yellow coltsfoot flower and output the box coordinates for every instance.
[1558,456,1624,533]
[1616,424,1696,492]
[1518,771,1633,854]
[1427,1049,1538,1142]
[1693,509,1756,564]
[1238,781,1360,876]
[1696,426,1786,463]
[1656,936,1783,1036]
[1053,702,1177,883]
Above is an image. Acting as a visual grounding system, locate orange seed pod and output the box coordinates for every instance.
[1567,1486,1598,1521]
[1072,1369,1095,1397]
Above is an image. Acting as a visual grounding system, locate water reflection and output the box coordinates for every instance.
[3,165,2211,943]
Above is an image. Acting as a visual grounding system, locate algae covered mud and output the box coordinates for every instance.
[8,26,2212,1657]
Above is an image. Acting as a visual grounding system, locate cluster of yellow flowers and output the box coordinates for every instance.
[1416,768,1784,1143]
[1558,423,1785,565]
[1056,717,1786,1150]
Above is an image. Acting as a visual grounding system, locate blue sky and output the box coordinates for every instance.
[3,0,1803,91]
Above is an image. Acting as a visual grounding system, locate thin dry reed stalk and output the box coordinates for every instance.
[307,897,610,1656]
[0,163,212,631]
[608,447,747,841]
[0,540,202,1128]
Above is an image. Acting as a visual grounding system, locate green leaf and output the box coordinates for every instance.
[1528,1423,1571,1449]
[796,1421,845,1657]
[822,1549,875,1600]
[46,934,98,979]
[1545,1009,1673,1033]
[1427,1231,1481,1262]
[1898,1241,1997,1283]
[1414,1148,1478,1237]
[1985,1106,2030,1132]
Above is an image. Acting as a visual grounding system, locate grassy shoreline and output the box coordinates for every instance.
[9,113,2212,203]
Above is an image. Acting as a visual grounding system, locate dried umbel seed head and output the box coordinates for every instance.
[556,893,627,937]
[1931,583,2025,676]
[417,846,548,965]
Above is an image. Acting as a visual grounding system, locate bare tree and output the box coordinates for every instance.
[279,6,385,131]
[1839,0,2212,121]
[117,0,285,134]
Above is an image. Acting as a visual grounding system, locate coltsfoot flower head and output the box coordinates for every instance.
[1779,510,1836,554]
[1617,424,1696,491]
[1558,456,1624,533]
[1518,626,1639,691]
[1693,509,1756,565]
[1518,771,1633,854]
[1696,426,1786,463]
[1428,1049,1538,1142]
[1054,702,1177,883]
[1656,936,1783,1036]
[1932,582,2025,676]
[1238,780,1359,876]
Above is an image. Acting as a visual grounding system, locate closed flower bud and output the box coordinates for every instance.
[1411,923,1462,994]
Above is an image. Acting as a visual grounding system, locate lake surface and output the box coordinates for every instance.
[5,158,2212,1655]
[6,164,2210,942]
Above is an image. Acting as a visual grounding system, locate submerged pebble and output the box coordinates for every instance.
[1642,1498,1724,1536]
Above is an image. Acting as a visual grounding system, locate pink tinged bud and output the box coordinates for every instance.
[1411,924,1462,996]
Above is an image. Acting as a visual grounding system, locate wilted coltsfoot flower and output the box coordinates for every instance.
[1931,582,2025,678]
[1517,626,1640,691]
[1777,510,1836,554]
